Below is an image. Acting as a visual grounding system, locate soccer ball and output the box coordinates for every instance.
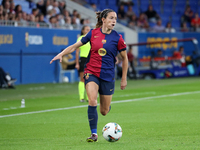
[102,122,122,142]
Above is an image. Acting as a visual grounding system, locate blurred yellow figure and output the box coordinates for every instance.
[75,25,91,102]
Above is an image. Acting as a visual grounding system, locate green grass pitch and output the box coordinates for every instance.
[0,77,200,150]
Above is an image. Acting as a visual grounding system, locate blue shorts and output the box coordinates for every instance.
[84,73,115,95]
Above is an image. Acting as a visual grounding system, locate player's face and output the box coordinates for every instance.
[83,26,90,35]
[104,12,117,30]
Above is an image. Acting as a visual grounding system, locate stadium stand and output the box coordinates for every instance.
[0,0,200,32]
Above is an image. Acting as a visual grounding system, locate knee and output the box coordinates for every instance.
[100,110,108,116]
[88,99,97,106]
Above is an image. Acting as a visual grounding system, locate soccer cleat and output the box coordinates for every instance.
[80,99,85,102]
[86,134,98,142]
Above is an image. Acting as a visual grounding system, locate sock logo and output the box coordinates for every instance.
[89,118,94,121]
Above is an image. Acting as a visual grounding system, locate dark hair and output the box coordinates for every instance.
[95,9,114,28]
[81,25,89,35]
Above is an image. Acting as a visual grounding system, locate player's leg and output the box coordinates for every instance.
[85,74,99,142]
[99,79,114,116]
[99,95,112,116]
[78,57,87,102]
[78,71,85,102]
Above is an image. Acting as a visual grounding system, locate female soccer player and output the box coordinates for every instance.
[75,25,91,102]
[50,9,128,142]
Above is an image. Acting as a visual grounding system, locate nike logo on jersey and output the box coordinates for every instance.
[94,36,99,38]
[110,89,113,91]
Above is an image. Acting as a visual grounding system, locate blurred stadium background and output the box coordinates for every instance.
[1,1,200,149]
[0,0,200,84]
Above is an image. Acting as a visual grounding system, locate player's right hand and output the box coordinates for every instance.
[75,64,80,70]
[50,54,62,64]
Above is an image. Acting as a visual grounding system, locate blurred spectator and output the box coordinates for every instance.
[56,13,65,26]
[4,1,10,13]
[119,0,133,6]
[65,16,73,29]
[0,0,90,30]
[38,13,48,27]
[15,10,26,26]
[22,11,27,21]
[165,22,176,33]
[71,10,80,26]
[8,12,15,21]
[72,9,78,18]
[53,1,60,14]
[155,49,164,58]
[35,15,39,22]
[49,15,59,28]
[28,14,38,26]
[32,8,39,17]
[117,4,126,20]
[71,16,79,29]
[126,5,135,20]
[173,46,186,67]
[45,9,54,23]
[37,0,46,16]
[80,18,86,25]
[4,12,8,20]
[0,5,4,15]
[129,14,137,24]
[127,46,136,77]
[191,13,200,32]
[76,13,81,25]
[58,1,66,15]
[9,2,15,14]
[145,5,158,23]
[191,50,200,67]
[88,3,98,12]
[46,0,53,12]
[180,22,189,32]
[137,13,149,32]
[128,21,138,30]
[14,4,22,14]
[183,5,193,23]
[0,14,3,20]
[153,19,165,32]
[63,9,70,19]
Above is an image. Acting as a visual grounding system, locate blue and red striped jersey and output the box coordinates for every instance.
[81,28,126,82]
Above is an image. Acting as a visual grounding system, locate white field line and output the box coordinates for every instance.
[0,91,200,119]
[113,92,156,97]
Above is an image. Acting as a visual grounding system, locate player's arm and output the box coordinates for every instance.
[50,40,83,64]
[119,50,128,90]
[75,48,80,70]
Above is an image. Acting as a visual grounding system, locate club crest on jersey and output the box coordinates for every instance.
[102,39,106,44]
[98,48,107,56]
[85,73,90,80]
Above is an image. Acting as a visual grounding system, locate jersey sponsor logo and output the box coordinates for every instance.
[94,36,99,38]
[102,39,106,44]
[98,48,107,56]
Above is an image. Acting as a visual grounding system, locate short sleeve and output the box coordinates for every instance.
[81,29,92,44]
[117,35,126,52]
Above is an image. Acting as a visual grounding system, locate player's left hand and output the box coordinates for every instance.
[120,79,127,90]
[50,54,62,64]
